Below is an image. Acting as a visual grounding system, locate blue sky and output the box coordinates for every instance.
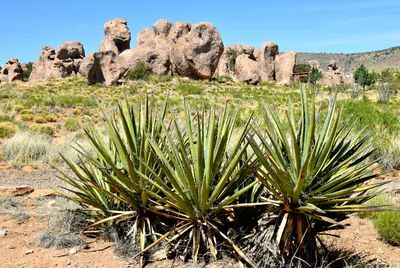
[1,0,400,64]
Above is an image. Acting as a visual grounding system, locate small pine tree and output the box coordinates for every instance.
[353,65,374,90]
[309,67,322,85]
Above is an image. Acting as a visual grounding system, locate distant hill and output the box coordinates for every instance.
[297,46,400,74]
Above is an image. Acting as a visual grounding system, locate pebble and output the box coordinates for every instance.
[25,249,34,255]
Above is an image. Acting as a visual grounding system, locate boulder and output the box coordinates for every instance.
[308,60,320,70]
[275,51,296,85]
[79,51,127,86]
[0,58,23,82]
[0,186,34,196]
[120,47,171,75]
[214,45,255,79]
[168,22,192,43]
[30,42,85,81]
[171,22,224,79]
[235,54,260,85]
[55,41,85,60]
[256,42,279,81]
[320,62,345,86]
[100,18,131,54]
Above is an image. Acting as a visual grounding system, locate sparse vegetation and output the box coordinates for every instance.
[0,122,18,138]
[64,118,80,132]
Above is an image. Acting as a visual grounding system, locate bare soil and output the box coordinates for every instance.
[0,167,399,268]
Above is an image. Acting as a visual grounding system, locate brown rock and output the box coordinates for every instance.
[171,22,224,79]
[55,41,85,60]
[235,54,260,84]
[214,44,255,79]
[0,58,24,82]
[257,42,279,81]
[275,51,296,85]
[0,186,34,196]
[100,18,131,54]
[79,51,127,86]
[30,42,84,81]
[28,188,58,198]
[120,47,171,75]
[168,22,192,43]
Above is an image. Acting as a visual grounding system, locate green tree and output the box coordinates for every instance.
[353,64,374,90]
[309,67,323,84]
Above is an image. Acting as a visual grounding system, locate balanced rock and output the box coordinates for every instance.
[79,51,127,86]
[100,18,131,54]
[256,42,279,81]
[275,51,296,85]
[30,42,85,81]
[235,54,260,85]
[171,22,224,79]
[0,58,23,82]
[320,61,345,86]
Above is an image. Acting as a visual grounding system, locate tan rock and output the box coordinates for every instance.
[100,18,131,54]
[28,188,58,198]
[171,22,224,79]
[0,58,23,82]
[0,186,34,196]
[79,51,127,86]
[214,45,255,79]
[235,54,260,84]
[257,42,279,81]
[275,51,296,85]
[30,42,84,81]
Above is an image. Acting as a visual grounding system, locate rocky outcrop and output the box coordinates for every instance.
[100,18,131,54]
[79,51,127,86]
[30,42,85,81]
[171,22,224,79]
[275,51,296,85]
[214,45,255,78]
[235,54,260,84]
[0,58,23,82]
[319,60,345,86]
[256,42,279,81]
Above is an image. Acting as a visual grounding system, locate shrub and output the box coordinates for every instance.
[29,124,56,136]
[373,209,400,246]
[0,122,18,138]
[60,99,257,266]
[247,90,385,264]
[20,114,33,121]
[177,82,204,95]
[0,115,14,122]
[0,131,49,164]
[64,118,80,132]
[126,61,153,81]
[33,115,47,124]
[45,114,58,122]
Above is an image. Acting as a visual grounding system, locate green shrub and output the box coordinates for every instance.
[126,61,153,81]
[373,210,400,245]
[64,118,80,132]
[0,122,18,138]
[33,115,47,124]
[177,82,204,95]
[0,115,14,123]
[30,124,56,136]
[55,95,97,108]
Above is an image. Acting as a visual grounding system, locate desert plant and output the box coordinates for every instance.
[126,61,153,81]
[0,122,18,138]
[64,118,80,132]
[309,67,323,85]
[59,97,168,266]
[0,131,49,164]
[177,82,204,95]
[373,206,400,245]
[354,65,374,90]
[247,90,387,264]
[138,103,257,266]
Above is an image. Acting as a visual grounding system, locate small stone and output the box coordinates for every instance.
[25,249,34,255]
[0,228,7,237]
[68,248,77,255]
[0,186,34,197]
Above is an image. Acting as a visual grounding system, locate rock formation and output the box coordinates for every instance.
[275,51,297,85]
[30,42,85,81]
[0,58,24,82]
[235,54,260,84]
[256,42,279,81]
[99,18,131,54]
[214,45,255,79]
[170,22,224,79]
[319,60,345,86]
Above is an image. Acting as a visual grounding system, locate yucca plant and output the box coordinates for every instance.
[59,97,167,266]
[248,90,387,264]
[137,103,258,266]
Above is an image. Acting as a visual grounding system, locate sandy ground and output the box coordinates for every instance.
[0,167,399,268]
